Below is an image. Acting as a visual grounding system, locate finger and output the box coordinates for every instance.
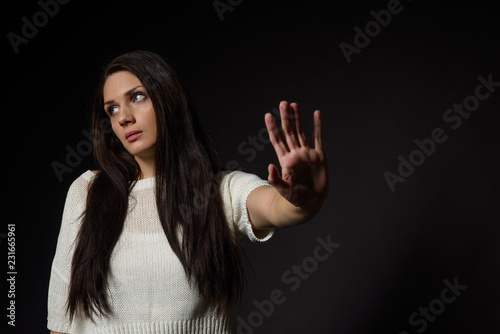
[313,110,323,151]
[290,102,308,147]
[268,164,288,191]
[279,101,300,150]
[265,112,288,157]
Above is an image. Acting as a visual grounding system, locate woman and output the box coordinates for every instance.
[47,50,328,333]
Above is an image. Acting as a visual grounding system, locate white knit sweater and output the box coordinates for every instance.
[47,170,274,334]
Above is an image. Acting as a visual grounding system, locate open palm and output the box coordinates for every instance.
[265,101,329,210]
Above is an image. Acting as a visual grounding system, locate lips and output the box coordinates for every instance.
[125,130,143,142]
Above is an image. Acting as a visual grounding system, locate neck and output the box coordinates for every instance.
[134,154,155,180]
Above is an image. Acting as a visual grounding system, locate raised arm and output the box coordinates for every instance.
[247,101,329,229]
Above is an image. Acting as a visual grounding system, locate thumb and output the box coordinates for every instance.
[268,164,288,191]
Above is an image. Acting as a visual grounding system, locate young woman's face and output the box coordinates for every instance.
[103,71,157,159]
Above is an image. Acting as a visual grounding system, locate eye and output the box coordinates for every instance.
[108,105,119,116]
[133,92,147,103]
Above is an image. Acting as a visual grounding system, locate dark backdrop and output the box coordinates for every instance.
[4,0,499,333]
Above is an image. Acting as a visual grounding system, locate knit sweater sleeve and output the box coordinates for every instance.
[220,170,275,242]
[47,172,92,333]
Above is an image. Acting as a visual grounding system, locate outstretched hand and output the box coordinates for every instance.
[265,101,329,212]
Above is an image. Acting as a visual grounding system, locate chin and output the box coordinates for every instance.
[127,145,156,158]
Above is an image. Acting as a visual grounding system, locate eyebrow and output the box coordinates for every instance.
[104,85,144,106]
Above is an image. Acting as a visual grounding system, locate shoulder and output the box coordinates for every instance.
[72,170,97,186]
[61,170,96,225]
[66,170,97,202]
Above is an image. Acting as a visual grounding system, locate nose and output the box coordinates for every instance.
[118,105,135,127]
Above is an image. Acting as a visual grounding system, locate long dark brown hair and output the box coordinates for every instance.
[67,50,246,321]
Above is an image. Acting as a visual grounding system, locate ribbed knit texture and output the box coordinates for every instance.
[48,170,273,334]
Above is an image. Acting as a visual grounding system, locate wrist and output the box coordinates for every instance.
[273,190,325,227]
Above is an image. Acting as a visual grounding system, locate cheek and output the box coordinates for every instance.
[111,122,122,138]
[146,107,157,133]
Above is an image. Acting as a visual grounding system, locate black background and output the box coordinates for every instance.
[4,0,500,333]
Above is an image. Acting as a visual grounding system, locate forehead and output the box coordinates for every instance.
[103,71,143,100]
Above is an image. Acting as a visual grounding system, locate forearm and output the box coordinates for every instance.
[248,186,321,229]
